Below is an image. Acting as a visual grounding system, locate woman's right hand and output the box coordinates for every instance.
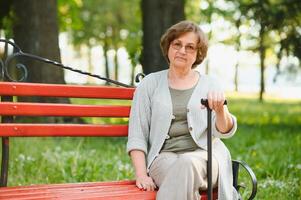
[130,150,156,191]
[136,174,157,191]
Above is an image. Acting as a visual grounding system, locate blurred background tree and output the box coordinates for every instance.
[141,0,185,74]
[0,0,13,39]
[228,0,301,101]
[58,0,141,84]
[0,0,69,108]
[12,0,65,85]
[0,0,300,101]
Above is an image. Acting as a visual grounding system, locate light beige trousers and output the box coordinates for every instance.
[149,149,218,200]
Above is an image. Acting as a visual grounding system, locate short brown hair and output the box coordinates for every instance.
[160,20,208,68]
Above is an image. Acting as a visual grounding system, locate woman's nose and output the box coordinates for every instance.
[178,46,187,54]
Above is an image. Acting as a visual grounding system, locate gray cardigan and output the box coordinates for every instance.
[127,70,238,200]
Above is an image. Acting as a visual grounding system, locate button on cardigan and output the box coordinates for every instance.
[127,70,238,200]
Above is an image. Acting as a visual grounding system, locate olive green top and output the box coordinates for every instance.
[161,85,199,153]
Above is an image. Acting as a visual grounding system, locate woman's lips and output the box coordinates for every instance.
[175,56,186,61]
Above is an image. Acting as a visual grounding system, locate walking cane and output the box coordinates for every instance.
[201,99,227,200]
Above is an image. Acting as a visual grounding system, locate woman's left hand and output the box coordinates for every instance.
[201,91,234,133]
[206,91,226,114]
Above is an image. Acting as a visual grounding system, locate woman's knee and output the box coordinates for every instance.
[149,153,178,186]
[175,154,206,172]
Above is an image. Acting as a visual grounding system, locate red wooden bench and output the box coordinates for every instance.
[0,39,257,200]
[0,81,222,200]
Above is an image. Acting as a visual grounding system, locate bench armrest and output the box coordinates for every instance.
[232,160,257,200]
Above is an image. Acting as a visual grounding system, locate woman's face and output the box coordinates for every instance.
[167,32,198,70]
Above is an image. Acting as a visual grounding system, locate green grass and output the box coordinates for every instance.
[225,95,301,199]
[1,96,301,199]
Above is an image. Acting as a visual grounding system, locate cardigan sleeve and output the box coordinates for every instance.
[212,114,237,139]
[126,75,152,155]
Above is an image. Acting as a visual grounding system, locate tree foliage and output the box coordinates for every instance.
[58,0,141,83]
[221,0,301,100]
[0,0,13,38]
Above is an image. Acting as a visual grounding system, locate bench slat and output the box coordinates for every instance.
[0,82,134,99]
[0,191,156,200]
[0,180,136,191]
[0,185,147,199]
[0,181,155,200]
[0,102,130,117]
[0,124,128,137]
[0,181,216,200]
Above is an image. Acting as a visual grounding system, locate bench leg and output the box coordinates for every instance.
[1,137,9,187]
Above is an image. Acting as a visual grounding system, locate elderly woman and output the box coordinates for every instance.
[127,20,238,200]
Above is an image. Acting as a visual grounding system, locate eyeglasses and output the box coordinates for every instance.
[170,41,197,53]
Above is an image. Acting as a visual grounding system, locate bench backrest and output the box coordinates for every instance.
[0,82,135,137]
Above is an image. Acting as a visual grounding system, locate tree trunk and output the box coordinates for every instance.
[204,4,213,75]
[234,19,241,92]
[130,64,135,86]
[205,25,212,75]
[205,58,210,75]
[114,47,119,81]
[141,0,185,74]
[103,39,110,85]
[87,44,94,84]
[12,0,71,123]
[273,44,283,83]
[259,26,266,101]
[234,62,239,92]
[12,0,65,86]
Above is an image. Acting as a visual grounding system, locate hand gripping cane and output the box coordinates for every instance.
[200,99,227,200]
